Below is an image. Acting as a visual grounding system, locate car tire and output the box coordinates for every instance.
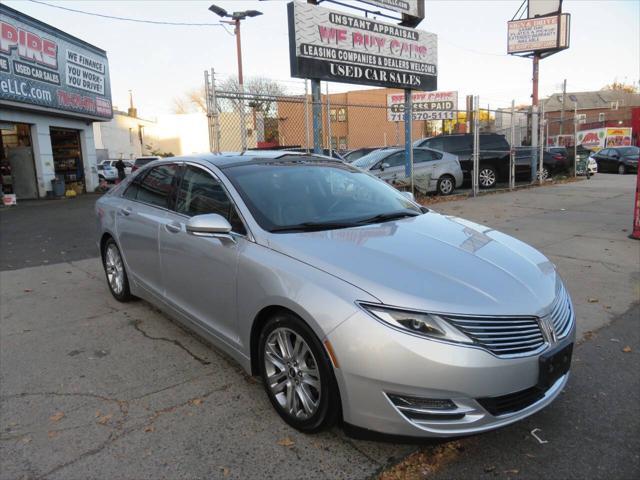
[537,166,550,181]
[618,164,626,175]
[102,238,133,302]
[258,312,340,433]
[478,166,497,189]
[437,175,455,196]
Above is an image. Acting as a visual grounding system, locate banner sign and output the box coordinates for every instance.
[604,127,632,147]
[0,4,112,120]
[507,13,570,54]
[387,90,457,121]
[576,128,605,151]
[287,1,437,91]
[360,0,424,19]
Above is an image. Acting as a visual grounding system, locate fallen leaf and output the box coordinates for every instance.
[190,398,203,406]
[622,346,632,353]
[23,289,33,293]
[277,437,295,448]
[525,453,536,458]
[504,469,520,475]
[49,412,64,422]
[97,414,112,425]
[587,297,599,303]
[484,465,496,472]
[95,410,101,418]
[48,431,59,439]
[144,425,155,433]
[220,467,230,477]
[21,436,32,444]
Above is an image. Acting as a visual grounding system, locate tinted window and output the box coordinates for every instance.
[425,138,444,150]
[618,147,639,156]
[447,136,471,151]
[598,149,609,156]
[384,151,406,168]
[175,165,245,234]
[414,149,442,163]
[134,164,178,208]
[481,135,509,152]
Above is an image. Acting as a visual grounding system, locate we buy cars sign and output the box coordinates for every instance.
[288,1,437,90]
[387,90,457,121]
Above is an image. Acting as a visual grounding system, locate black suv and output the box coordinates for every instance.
[415,134,570,187]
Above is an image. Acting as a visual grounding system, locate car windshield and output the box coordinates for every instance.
[617,147,639,156]
[351,149,396,170]
[224,160,421,232]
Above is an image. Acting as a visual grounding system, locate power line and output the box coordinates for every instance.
[26,0,234,34]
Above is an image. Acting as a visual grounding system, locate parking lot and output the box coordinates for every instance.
[1,174,638,480]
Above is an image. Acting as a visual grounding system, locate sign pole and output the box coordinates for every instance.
[326,82,332,156]
[573,101,578,177]
[404,89,414,195]
[312,79,322,154]
[530,53,540,183]
[510,99,515,190]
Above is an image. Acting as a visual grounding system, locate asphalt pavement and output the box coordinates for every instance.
[1,174,638,479]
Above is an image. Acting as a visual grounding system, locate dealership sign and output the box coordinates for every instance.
[287,1,437,90]
[0,4,112,120]
[387,90,457,121]
[507,14,570,54]
[360,0,424,19]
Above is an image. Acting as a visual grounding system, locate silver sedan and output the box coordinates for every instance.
[96,151,574,438]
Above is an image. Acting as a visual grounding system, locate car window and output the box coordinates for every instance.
[598,149,609,156]
[175,165,246,234]
[448,136,471,151]
[384,151,406,168]
[425,138,443,150]
[133,164,178,208]
[414,149,442,163]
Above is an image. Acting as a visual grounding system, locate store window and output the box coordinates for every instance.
[329,109,337,122]
[338,136,348,150]
[0,123,38,199]
[50,128,85,195]
[337,108,347,122]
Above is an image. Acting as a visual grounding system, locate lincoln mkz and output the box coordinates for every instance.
[96,152,574,437]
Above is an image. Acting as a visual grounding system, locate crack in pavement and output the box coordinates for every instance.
[130,318,211,365]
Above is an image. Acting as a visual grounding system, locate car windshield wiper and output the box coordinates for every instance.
[355,210,421,225]
[270,221,358,233]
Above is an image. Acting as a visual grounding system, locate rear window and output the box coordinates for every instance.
[480,135,509,152]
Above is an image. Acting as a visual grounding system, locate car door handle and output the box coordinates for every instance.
[165,222,181,233]
[119,207,132,216]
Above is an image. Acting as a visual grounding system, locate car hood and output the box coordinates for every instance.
[266,212,558,316]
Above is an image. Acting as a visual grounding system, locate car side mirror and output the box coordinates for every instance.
[186,213,233,240]
[381,162,390,171]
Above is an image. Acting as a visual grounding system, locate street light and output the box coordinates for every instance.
[209,4,263,150]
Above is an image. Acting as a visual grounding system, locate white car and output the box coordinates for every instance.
[97,163,118,182]
[100,160,133,176]
[587,156,598,175]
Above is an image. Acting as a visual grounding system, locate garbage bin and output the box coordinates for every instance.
[51,178,65,197]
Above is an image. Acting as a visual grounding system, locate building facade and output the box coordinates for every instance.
[0,4,113,199]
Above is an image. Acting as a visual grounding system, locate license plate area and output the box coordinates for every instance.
[538,343,573,390]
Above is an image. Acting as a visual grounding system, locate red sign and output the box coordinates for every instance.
[632,168,640,240]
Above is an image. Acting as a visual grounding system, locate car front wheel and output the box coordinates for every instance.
[258,312,340,433]
[102,238,133,302]
[618,163,626,175]
[437,175,455,195]
[478,166,497,188]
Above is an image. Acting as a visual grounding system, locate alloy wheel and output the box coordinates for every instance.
[537,167,550,181]
[263,327,321,420]
[105,244,124,295]
[479,168,496,188]
[439,177,454,195]
[618,164,626,175]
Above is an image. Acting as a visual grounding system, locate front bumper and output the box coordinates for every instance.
[327,309,574,438]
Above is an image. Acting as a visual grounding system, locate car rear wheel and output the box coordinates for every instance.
[102,238,132,302]
[437,175,455,196]
[259,312,340,433]
[537,166,550,181]
[618,164,626,175]
[478,166,497,189]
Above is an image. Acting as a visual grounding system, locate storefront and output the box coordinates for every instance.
[0,4,113,200]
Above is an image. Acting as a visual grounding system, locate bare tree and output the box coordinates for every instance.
[217,76,286,116]
[171,96,191,114]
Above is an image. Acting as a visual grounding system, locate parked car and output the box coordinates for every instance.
[283,148,345,161]
[591,146,639,174]
[343,147,384,163]
[97,163,117,182]
[97,151,574,437]
[352,147,463,195]
[513,148,571,180]
[101,160,133,176]
[132,156,162,172]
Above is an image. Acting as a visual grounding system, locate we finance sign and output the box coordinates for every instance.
[0,4,112,120]
[287,1,437,90]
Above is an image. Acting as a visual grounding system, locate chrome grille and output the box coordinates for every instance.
[549,282,573,339]
[446,316,545,358]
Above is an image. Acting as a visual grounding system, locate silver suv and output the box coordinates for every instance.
[352,147,463,195]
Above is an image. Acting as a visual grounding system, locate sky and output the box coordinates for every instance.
[5,0,639,118]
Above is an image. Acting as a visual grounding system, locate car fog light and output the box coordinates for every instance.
[387,393,456,411]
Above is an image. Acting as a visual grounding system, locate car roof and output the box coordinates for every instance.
[149,151,343,169]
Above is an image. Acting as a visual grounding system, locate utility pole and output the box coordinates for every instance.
[531,53,540,182]
[559,78,567,135]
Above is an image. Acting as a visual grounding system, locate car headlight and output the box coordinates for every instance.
[360,304,473,344]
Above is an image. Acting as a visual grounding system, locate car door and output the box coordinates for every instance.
[117,163,179,296]
[159,163,247,346]
[375,151,406,184]
[412,149,440,192]
[595,149,610,172]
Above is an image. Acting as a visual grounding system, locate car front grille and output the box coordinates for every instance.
[550,282,573,339]
[446,316,545,357]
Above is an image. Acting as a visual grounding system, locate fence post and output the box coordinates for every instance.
[304,80,310,152]
[539,101,545,184]
[510,99,515,190]
[311,79,322,154]
[573,102,578,177]
[404,88,414,195]
[472,95,480,196]
[531,105,538,183]
[325,82,332,156]
[210,68,220,153]
[204,70,213,153]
